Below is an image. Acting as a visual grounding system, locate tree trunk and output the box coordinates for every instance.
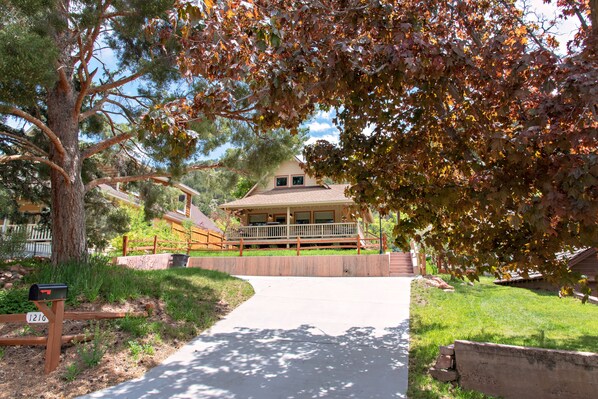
[47,85,86,264]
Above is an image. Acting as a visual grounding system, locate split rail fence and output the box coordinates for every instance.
[122,235,387,257]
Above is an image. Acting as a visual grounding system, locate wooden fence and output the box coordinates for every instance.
[122,234,386,257]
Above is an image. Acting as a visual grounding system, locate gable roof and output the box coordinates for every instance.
[494,247,597,286]
[164,204,222,234]
[243,155,306,198]
[98,183,221,234]
[220,184,354,209]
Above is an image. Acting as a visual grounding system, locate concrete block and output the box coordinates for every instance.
[435,354,453,369]
[439,344,455,356]
[429,367,458,382]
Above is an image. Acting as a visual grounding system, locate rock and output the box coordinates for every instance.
[9,265,24,273]
[3,282,13,289]
[439,344,455,356]
[435,354,454,369]
[429,367,459,382]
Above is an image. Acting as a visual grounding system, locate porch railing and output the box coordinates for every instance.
[227,222,359,240]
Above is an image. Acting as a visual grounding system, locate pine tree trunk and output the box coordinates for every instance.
[47,84,87,265]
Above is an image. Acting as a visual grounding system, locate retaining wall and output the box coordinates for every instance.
[114,253,174,270]
[454,340,598,399]
[187,254,390,277]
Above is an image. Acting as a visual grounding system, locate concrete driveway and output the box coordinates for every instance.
[83,276,412,399]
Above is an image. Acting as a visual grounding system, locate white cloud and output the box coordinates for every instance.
[305,133,339,146]
[307,121,334,133]
[314,109,335,120]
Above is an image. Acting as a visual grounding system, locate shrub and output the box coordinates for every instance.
[0,227,27,260]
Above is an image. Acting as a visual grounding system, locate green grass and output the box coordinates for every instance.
[188,248,379,257]
[409,276,598,399]
[1,257,254,341]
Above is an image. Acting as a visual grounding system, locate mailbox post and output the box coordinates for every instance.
[28,284,68,374]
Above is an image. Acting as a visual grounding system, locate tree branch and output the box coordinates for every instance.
[0,155,70,182]
[79,95,109,121]
[82,131,134,159]
[1,106,65,157]
[87,71,145,95]
[84,163,238,192]
[0,131,48,156]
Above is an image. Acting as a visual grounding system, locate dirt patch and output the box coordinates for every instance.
[0,298,187,399]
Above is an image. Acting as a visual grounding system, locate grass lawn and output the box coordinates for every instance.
[409,276,598,399]
[0,257,254,336]
[188,248,380,257]
[0,257,254,397]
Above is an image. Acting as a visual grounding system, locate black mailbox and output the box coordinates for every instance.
[29,283,68,301]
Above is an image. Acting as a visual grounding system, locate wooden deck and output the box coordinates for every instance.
[188,253,410,277]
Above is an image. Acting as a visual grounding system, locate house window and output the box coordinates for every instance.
[292,175,304,186]
[177,193,187,214]
[274,215,286,224]
[248,214,267,226]
[294,211,310,224]
[314,211,334,224]
[275,176,288,187]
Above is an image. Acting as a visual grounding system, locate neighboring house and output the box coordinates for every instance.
[3,177,223,256]
[99,177,222,238]
[219,157,374,243]
[494,247,598,295]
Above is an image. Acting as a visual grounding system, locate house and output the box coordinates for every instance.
[494,247,598,296]
[219,157,374,243]
[99,177,223,243]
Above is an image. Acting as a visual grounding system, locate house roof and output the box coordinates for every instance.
[164,205,222,234]
[494,247,597,286]
[151,177,200,197]
[220,184,355,209]
[98,184,221,234]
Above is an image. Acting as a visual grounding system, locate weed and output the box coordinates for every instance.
[128,340,155,361]
[63,363,81,382]
[115,316,157,338]
[77,323,106,368]
[0,347,5,360]
[128,340,143,360]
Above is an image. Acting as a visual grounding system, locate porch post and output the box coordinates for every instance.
[286,206,290,248]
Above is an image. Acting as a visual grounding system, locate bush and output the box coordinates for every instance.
[0,227,27,260]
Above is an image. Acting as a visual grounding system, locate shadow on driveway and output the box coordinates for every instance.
[83,321,409,399]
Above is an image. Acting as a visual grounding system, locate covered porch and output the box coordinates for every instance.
[227,222,361,241]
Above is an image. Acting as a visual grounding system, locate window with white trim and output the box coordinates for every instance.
[292,175,304,186]
[275,176,288,187]
[177,193,187,214]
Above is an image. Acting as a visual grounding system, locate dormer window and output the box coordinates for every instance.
[177,193,187,214]
[275,176,288,187]
[292,175,304,186]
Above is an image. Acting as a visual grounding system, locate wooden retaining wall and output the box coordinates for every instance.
[187,254,391,277]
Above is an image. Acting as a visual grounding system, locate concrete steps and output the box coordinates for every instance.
[389,252,414,277]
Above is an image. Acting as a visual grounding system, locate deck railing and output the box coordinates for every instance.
[227,222,359,240]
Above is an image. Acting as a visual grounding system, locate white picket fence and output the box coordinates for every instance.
[1,223,52,258]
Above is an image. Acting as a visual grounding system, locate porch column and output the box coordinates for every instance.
[286,206,290,248]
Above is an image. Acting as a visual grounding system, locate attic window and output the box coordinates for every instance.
[275,176,288,187]
[292,175,304,186]
[177,193,187,214]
